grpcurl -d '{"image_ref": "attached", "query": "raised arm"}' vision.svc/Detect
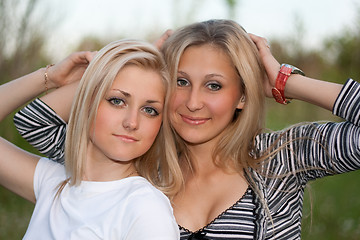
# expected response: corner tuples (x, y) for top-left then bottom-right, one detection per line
(0, 68), (49, 202)
(35, 51), (95, 121)
(249, 34), (343, 111)
(1, 52), (94, 202)
(250, 34), (360, 181)
(13, 52), (95, 162)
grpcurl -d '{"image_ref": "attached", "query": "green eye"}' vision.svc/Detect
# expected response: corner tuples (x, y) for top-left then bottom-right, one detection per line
(108, 97), (125, 106)
(207, 83), (222, 91)
(177, 78), (189, 87)
(143, 107), (159, 117)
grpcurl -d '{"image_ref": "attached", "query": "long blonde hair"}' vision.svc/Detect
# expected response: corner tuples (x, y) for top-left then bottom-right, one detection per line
(63, 39), (183, 198)
(161, 19), (266, 175)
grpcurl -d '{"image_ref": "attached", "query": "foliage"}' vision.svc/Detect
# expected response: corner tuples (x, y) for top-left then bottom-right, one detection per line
(323, 7), (360, 82)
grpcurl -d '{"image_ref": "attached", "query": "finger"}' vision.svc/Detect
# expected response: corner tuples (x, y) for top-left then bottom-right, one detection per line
(249, 33), (270, 51)
(153, 29), (173, 49)
(84, 51), (98, 63)
(75, 51), (96, 64)
(249, 33), (280, 85)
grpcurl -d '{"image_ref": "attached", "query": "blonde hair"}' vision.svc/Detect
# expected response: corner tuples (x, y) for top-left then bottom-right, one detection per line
(63, 39), (183, 198)
(161, 19), (266, 175)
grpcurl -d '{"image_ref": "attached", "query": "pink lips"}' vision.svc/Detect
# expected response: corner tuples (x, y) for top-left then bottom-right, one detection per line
(180, 114), (210, 125)
(114, 134), (138, 142)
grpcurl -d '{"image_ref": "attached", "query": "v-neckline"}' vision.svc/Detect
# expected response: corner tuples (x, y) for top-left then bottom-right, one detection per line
(178, 186), (253, 234)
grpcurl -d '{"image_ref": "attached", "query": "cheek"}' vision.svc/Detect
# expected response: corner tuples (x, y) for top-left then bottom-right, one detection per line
(169, 91), (181, 110)
(94, 110), (108, 129)
(91, 104), (116, 136)
(169, 90), (188, 116)
(146, 118), (163, 139)
(141, 118), (163, 150)
(210, 95), (239, 117)
(168, 92), (181, 123)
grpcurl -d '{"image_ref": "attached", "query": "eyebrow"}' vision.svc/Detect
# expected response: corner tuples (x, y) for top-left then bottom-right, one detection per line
(178, 71), (225, 79)
(112, 89), (162, 104)
(113, 89), (130, 97)
(206, 73), (224, 79)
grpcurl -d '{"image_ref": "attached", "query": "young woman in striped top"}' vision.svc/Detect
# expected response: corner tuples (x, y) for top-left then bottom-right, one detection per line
(14, 19), (360, 239)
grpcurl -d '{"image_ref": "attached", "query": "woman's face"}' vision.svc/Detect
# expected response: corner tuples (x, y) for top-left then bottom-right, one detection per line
(169, 44), (244, 145)
(90, 65), (165, 162)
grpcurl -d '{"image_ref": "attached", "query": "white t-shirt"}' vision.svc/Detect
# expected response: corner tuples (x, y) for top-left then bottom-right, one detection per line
(23, 158), (179, 240)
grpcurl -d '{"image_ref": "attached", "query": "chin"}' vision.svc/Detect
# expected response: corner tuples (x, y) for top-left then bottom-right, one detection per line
(106, 152), (140, 163)
(181, 135), (208, 145)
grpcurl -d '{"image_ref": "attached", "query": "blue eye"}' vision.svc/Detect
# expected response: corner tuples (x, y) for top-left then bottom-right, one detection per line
(142, 107), (159, 117)
(207, 82), (222, 91)
(177, 78), (189, 87)
(108, 97), (125, 106)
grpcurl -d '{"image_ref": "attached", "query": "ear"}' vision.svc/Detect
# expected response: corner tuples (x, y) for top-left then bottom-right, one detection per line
(236, 95), (245, 110)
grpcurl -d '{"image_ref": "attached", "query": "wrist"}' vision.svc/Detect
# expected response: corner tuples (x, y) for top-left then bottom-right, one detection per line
(271, 64), (305, 104)
(44, 64), (56, 92)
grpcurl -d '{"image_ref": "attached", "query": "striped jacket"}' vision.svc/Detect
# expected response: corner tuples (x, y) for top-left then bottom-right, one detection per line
(14, 79), (360, 239)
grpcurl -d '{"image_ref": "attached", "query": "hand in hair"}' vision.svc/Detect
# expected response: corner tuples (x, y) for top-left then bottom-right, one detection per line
(249, 33), (342, 110)
(46, 51), (97, 89)
(249, 33), (280, 98)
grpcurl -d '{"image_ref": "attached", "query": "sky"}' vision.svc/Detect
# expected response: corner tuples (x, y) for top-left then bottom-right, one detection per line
(42, 0), (360, 59)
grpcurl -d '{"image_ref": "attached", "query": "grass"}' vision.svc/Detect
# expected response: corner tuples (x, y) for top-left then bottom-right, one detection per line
(0, 188), (33, 238)
(301, 171), (360, 239)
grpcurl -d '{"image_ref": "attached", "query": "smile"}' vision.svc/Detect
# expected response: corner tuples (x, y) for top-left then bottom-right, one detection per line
(114, 134), (139, 142)
(180, 114), (210, 125)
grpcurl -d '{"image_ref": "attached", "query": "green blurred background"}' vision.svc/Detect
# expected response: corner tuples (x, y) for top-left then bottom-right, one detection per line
(1, 0), (360, 239)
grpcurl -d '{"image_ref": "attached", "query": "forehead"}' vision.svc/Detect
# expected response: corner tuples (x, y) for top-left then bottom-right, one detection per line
(111, 65), (165, 99)
(179, 44), (237, 78)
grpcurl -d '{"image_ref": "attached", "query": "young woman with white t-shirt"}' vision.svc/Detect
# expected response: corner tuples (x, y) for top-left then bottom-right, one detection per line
(0, 39), (182, 239)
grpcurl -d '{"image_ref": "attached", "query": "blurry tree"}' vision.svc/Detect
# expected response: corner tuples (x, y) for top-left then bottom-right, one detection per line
(75, 36), (107, 52)
(269, 14), (325, 77)
(265, 15), (340, 130)
(171, 0), (204, 28)
(0, 0), (51, 83)
(0, 1), (57, 238)
(224, 0), (239, 19)
(0, 0), (54, 141)
(323, 5), (360, 82)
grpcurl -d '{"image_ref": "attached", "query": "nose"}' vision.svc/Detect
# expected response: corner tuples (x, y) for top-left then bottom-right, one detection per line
(186, 88), (203, 112)
(122, 109), (139, 131)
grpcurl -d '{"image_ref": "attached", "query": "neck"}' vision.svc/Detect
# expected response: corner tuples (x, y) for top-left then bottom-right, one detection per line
(85, 158), (137, 182)
(183, 136), (240, 179)
(183, 140), (219, 177)
(84, 144), (138, 182)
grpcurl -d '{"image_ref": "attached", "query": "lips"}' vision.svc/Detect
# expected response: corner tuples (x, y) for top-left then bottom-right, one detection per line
(180, 114), (210, 125)
(113, 134), (139, 142)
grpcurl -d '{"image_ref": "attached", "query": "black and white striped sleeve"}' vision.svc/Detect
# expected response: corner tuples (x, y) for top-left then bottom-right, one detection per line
(298, 78), (360, 180)
(13, 98), (66, 164)
(333, 78), (360, 126)
(257, 79), (360, 183)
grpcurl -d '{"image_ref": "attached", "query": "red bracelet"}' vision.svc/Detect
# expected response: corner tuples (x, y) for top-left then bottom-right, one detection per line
(271, 64), (305, 105)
